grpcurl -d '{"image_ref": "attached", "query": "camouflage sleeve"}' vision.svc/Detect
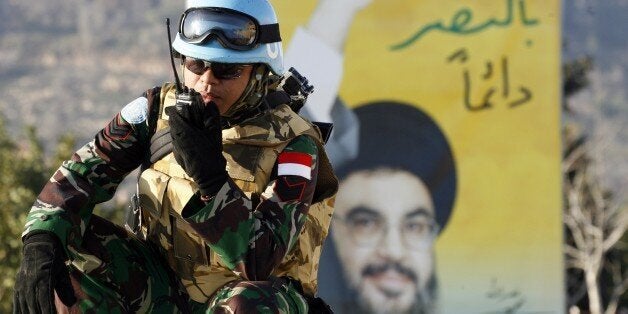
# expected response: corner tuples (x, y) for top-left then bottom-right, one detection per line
(184, 135), (319, 280)
(22, 89), (158, 251)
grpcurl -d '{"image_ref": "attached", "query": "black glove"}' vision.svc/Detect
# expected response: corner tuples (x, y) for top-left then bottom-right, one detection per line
(13, 233), (77, 314)
(165, 87), (228, 198)
(307, 296), (334, 314)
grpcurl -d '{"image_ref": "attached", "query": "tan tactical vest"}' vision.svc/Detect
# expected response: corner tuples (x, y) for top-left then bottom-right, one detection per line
(137, 84), (337, 303)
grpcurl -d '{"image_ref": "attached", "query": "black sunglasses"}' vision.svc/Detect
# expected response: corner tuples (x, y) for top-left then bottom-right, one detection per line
(183, 57), (251, 80)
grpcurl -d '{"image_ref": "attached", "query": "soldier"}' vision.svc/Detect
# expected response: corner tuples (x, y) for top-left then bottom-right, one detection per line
(13, 0), (337, 313)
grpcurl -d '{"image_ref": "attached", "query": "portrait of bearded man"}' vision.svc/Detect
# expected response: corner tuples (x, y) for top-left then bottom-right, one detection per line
(318, 102), (457, 314)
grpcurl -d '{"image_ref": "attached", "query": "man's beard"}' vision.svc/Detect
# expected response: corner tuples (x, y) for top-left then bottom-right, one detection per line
(351, 261), (438, 314)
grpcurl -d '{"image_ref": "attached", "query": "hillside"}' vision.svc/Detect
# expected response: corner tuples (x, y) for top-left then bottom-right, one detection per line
(0, 1), (180, 146)
(0, 0), (626, 199)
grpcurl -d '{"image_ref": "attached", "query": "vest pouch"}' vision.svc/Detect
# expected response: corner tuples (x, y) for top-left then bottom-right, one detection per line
(165, 176), (198, 216)
(138, 168), (171, 219)
(171, 214), (209, 268)
(165, 176), (210, 270)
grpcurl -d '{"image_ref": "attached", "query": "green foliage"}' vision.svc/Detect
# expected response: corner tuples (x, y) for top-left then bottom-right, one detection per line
(94, 203), (127, 229)
(52, 133), (76, 167)
(0, 117), (49, 311)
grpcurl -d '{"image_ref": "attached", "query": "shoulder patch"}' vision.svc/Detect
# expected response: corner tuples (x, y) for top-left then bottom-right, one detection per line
(278, 151), (312, 180)
(120, 97), (149, 124)
(278, 135), (318, 180)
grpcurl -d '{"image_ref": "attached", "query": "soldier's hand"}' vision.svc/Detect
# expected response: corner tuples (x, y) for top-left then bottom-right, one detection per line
(166, 93), (228, 198)
(173, 87), (214, 129)
(13, 233), (77, 314)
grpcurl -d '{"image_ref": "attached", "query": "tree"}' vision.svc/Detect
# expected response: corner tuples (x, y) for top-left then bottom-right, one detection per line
(563, 58), (628, 314)
(0, 118), (49, 312)
(563, 126), (628, 314)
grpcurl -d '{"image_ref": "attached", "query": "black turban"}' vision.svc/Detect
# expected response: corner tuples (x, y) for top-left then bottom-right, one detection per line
(336, 101), (457, 232)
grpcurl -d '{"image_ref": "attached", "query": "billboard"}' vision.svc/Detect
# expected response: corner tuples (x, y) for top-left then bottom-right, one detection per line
(275, 0), (564, 313)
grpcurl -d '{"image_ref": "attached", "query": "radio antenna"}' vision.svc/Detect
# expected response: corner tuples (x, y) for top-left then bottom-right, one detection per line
(166, 18), (183, 92)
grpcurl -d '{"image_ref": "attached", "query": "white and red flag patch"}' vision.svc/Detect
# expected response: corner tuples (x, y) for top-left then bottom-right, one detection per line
(278, 151), (312, 180)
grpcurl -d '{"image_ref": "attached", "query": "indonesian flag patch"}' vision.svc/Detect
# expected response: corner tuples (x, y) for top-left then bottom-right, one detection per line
(278, 151), (312, 180)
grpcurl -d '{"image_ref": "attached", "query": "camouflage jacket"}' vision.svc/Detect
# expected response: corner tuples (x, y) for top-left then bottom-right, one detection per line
(23, 84), (338, 298)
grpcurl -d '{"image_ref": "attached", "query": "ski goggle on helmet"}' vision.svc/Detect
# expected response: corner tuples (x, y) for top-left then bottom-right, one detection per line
(178, 8), (280, 51)
(172, 0), (284, 75)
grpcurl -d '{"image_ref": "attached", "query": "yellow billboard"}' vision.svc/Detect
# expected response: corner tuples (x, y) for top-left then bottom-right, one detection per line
(275, 0), (563, 312)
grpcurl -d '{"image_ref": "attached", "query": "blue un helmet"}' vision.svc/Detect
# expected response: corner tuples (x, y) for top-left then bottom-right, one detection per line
(173, 0), (284, 75)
